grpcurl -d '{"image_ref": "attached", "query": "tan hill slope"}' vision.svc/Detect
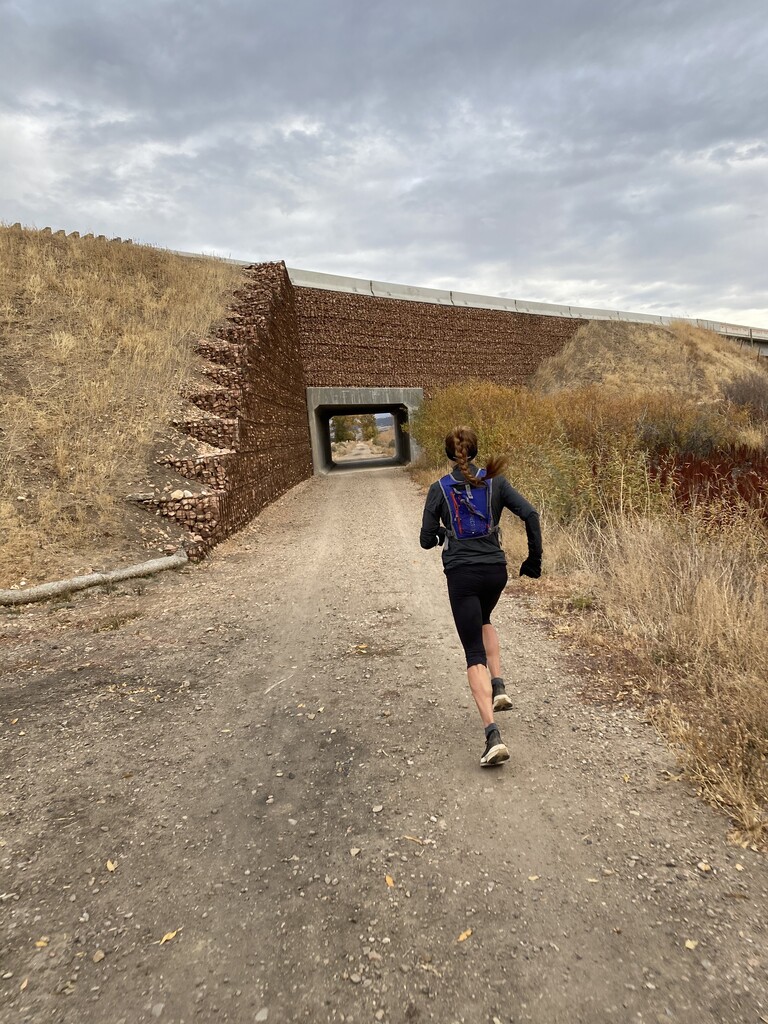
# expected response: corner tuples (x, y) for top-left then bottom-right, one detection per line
(531, 318), (766, 402)
(0, 225), (243, 587)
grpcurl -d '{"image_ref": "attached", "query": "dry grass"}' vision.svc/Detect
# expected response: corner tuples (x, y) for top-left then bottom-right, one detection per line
(411, 379), (768, 845)
(0, 225), (243, 586)
(546, 507), (768, 843)
(532, 319), (766, 402)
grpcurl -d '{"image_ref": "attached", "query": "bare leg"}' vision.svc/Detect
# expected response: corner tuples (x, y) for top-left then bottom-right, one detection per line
(467, 664), (494, 727)
(482, 624), (502, 679)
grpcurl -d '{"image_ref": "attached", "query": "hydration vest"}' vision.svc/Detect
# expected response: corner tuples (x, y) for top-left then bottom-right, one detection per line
(438, 470), (498, 541)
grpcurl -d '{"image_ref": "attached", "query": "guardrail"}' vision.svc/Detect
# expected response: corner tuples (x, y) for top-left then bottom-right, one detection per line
(164, 247), (768, 347)
(285, 267), (768, 347)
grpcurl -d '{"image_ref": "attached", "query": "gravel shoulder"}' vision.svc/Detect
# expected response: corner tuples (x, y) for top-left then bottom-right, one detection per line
(1, 467), (766, 1024)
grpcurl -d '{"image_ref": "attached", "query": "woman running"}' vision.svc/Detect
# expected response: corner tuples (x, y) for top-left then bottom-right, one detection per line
(420, 426), (542, 767)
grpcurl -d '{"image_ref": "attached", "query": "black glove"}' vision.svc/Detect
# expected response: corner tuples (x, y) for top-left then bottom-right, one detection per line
(519, 556), (541, 579)
(436, 526), (446, 547)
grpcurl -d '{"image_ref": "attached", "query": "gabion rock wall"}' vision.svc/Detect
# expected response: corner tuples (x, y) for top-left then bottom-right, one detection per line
(295, 287), (582, 394)
(145, 262), (313, 559)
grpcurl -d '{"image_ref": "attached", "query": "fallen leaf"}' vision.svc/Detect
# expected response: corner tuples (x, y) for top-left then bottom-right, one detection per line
(527, 875), (540, 882)
(684, 939), (699, 950)
(35, 937), (49, 948)
(20, 978), (28, 991)
(456, 928), (472, 943)
(153, 929), (180, 945)
(622, 774), (630, 783)
(106, 859), (117, 873)
(385, 875), (395, 888)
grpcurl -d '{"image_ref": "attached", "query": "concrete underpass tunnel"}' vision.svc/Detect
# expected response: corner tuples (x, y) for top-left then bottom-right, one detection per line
(306, 387), (423, 474)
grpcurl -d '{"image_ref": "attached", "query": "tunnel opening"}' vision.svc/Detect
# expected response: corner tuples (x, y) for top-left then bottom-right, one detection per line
(330, 411), (396, 466)
(306, 388), (423, 475)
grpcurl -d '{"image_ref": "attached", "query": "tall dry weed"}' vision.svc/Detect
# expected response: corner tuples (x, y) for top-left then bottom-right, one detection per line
(558, 507), (768, 841)
(0, 225), (243, 584)
(411, 380), (746, 524)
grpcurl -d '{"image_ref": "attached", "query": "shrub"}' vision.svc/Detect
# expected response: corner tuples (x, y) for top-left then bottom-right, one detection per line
(721, 369), (768, 423)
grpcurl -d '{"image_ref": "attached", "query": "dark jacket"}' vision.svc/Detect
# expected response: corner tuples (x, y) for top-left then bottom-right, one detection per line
(420, 463), (542, 574)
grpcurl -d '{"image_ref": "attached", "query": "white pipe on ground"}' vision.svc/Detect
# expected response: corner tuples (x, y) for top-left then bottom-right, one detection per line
(0, 548), (189, 607)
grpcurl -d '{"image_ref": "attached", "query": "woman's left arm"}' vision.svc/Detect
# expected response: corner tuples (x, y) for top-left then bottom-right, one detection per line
(498, 478), (542, 575)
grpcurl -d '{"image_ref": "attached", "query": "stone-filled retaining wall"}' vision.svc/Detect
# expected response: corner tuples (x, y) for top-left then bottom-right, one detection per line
(142, 262), (313, 559)
(295, 287), (583, 394)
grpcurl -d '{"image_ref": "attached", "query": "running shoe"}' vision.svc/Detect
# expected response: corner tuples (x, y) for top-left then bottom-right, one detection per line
(480, 728), (510, 767)
(492, 681), (513, 712)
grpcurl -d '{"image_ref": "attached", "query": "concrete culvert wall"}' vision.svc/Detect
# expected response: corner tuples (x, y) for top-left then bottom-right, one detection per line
(306, 387), (423, 474)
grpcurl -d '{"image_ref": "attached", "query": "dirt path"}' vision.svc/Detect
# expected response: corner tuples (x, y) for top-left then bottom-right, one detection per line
(334, 440), (392, 462)
(1, 468), (766, 1024)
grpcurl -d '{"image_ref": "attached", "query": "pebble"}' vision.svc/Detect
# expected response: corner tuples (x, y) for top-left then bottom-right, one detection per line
(255, 1010), (269, 1022)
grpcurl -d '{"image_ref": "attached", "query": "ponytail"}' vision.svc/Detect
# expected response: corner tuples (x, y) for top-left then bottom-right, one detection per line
(444, 426), (507, 486)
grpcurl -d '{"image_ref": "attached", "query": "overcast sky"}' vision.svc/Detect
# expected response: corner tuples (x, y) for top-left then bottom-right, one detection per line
(2, 0), (767, 326)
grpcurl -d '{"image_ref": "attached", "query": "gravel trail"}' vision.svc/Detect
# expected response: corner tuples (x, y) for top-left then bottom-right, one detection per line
(1, 467), (766, 1024)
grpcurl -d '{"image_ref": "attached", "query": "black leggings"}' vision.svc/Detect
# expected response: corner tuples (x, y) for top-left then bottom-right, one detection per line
(445, 563), (508, 668)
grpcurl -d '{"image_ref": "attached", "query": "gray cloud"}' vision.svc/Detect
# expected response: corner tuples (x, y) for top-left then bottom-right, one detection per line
(2, 0), (767, 325)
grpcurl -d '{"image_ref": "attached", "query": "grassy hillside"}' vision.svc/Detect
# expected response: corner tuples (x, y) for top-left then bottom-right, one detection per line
(0, 225), (243, 587)
(532, 318), (765, 405)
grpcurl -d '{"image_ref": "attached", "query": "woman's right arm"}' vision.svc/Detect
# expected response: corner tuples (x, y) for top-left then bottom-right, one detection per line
(420, 483), (446, 549)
